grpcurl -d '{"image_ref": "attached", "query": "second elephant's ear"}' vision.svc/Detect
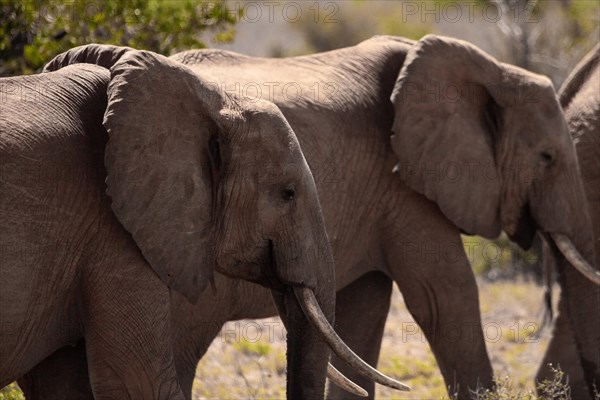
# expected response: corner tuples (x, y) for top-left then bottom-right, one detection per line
(43, 44), (133, 72)
(103, 50), (240, 302)
(390, 34), (504, 238)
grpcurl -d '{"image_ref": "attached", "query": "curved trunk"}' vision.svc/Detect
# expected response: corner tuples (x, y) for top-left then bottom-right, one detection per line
(537, 297), (591, 399)
(551, 233), (600, 397)
(274, 286), (334, 399)
(271, 225), (337, 399)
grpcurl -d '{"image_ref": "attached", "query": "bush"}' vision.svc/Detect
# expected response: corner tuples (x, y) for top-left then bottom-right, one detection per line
(472, 366), (571, 400)
(0, 0), (239, 76)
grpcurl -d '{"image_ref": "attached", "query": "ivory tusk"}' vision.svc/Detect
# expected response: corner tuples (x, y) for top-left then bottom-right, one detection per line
(294, 286), (411, 392)
(327, 364), (368, 397)
(550, 233), (600, 285)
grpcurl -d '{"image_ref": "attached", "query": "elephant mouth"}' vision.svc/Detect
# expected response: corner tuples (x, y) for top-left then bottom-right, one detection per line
(508, 202), (599, 285)
(508, 202), (536, 250)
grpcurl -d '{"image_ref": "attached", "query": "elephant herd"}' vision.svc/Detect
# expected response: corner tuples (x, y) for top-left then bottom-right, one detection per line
(0, 34), (598, 399)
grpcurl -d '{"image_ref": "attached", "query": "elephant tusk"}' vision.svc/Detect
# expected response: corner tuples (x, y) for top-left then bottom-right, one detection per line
(271, 288), (368, 396)
(327, 364), (368, 397)
(550, 233), (600, 285)
(293, 286), (411, 392)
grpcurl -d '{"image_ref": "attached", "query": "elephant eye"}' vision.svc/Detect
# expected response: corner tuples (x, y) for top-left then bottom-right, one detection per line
(281, 185), (296, 201)
(540, 150), (554, 165)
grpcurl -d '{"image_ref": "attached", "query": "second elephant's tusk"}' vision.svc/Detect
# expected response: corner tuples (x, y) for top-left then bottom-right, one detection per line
(550, 233), (600, 285)
(327, 364), (368, 397)
(294, 286), (411, 392)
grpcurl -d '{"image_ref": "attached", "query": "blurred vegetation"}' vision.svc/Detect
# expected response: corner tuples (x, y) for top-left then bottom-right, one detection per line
(460, 0), (599, 86)
(0, 384), (22, 400)
(283, 0), (598, 85)
(283, 0), (431, 55)
(463, 234), (541, 282)
(0, 0), (241, 76)
(233, 339), (272, 357)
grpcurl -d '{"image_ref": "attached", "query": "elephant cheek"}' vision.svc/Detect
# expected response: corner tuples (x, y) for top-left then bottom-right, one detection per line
(272, 236), (331, 290)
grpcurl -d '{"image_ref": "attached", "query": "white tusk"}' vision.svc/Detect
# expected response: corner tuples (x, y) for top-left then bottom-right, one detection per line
(550, 233), (600, 285)
(294, 286), (411, 392)
(327, 364), (368, 397)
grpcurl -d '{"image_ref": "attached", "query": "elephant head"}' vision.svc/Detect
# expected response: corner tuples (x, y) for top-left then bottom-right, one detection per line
(390, 35), (599, 393)
(44, 45), (408, 397)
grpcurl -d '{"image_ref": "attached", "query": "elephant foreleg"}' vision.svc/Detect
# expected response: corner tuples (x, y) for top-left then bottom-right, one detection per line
(81, 248), (184, 400)
(325, 271), (393, 400)
(383, 197), (493, 399)
(18, 341), (93, 400)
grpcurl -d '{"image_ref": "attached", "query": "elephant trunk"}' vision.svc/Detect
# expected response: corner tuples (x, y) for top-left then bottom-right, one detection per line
(270, 225), (341, 399)
(537, 171), (600, 395)
(272, 225), (409, 398)
(274, 287), (332, 399)
(547, 229), (600, 397)
(530, 153), (599, 395)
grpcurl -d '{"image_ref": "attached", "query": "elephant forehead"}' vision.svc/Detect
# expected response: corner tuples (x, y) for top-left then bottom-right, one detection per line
(234, 155), (308, 183)
(234, 109), (302, 156)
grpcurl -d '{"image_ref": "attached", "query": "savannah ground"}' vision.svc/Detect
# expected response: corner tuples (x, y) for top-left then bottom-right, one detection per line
(190, 279), (557, 400)
(0, 278), (577, 399)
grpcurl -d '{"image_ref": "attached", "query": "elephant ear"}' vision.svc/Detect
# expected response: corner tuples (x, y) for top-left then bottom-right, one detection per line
(559, 43), (600, 110)
(390, 34), (505, 238)
(44, 44), (133, 72)
(103, 50), (239, 303)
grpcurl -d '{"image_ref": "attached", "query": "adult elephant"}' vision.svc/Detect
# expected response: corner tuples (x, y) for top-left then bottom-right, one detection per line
(0, 49), (403, 398)
(537, 44), (600, 399)
(19, 35), (599, 399)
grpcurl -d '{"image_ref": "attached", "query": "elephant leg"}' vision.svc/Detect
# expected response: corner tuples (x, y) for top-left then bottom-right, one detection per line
(325, 271), (393, 399)
(537, 297), (591, 400)
(174, 320), (226, 399)
(81, 250), (184, 400)
(18, 341), (93, 400)
(383, 196), (493, 399)
(17, 315), (227, 400)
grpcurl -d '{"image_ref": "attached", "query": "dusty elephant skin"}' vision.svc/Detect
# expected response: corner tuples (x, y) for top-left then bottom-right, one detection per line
(18, 35), (598, 399)
(537, 45), (600, 400)
(0, 48), (359, 399)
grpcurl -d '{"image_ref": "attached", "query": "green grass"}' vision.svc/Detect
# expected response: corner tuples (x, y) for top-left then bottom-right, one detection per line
(233, 340), (272, 357)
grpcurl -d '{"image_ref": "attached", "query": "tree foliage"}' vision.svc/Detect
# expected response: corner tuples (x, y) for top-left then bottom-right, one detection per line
(0, 0), (240, 76)
(286, 1), (431, 55)
(435, 0), (599, 86)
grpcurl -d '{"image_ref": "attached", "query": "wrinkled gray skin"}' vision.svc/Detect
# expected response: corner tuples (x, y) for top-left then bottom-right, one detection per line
(1, 49), (339, 399)
(537, 45), (600, 400)
(19, 35), (597, 399)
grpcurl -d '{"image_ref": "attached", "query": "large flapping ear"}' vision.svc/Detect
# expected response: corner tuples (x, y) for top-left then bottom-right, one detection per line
(43, 44), (133, 72)
(559, 44), (600, 109)
(390, 34), (506, 238)
(103, 50), (241, 302)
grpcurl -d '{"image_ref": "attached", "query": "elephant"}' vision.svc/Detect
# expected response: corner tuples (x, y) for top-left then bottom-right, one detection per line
(16, 34), (599, 399)
(0, 48), (406, 399)
(536, 44), (600, 400)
